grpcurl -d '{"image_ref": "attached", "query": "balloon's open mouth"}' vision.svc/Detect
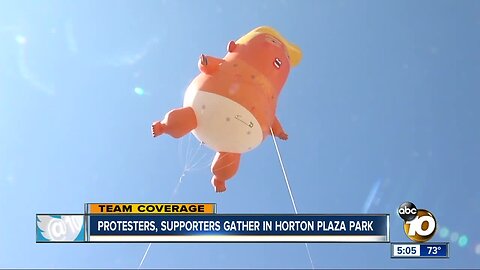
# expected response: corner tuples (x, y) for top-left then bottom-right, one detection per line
(274, 58), (282, 69)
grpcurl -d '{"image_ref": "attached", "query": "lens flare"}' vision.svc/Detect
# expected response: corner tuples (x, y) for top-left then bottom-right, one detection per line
(439, 227), (449, 238)
(134, 87), (145, 96)
(475, 244), (480, 255)
(15, 35), (27, 45)
(458, 235), (468, 247)
(450, 232), (459, 242)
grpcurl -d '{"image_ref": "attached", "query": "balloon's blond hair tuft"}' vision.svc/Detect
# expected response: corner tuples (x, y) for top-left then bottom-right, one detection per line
(235, 26), (302, 67)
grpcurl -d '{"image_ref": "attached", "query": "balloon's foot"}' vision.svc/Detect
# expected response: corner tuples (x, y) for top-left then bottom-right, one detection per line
(211, 177), (226, 193)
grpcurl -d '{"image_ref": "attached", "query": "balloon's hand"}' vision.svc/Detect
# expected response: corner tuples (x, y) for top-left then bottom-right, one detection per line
(200, 54), (208, 66)
(198, 54), (224, 75)
(227, 40), (237, 52)
(151, 121), (165, 137)
(276, 132), (289, 140)
(272, 116), (288, 140)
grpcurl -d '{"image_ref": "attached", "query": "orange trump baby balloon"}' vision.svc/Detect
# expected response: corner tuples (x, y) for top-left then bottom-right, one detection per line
(152, 26), (302, 192)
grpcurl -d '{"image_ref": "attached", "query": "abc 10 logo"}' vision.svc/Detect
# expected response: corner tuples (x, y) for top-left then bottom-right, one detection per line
(398, 202), (437, 242)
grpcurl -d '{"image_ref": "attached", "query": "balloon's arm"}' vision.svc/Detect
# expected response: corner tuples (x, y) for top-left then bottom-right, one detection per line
(198, 54), (224, 75)
(272, 116), (288, 140)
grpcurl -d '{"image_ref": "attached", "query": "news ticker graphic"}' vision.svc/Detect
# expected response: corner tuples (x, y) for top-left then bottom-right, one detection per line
(36, 203), (389, 243)
(391, 242), (449, 258)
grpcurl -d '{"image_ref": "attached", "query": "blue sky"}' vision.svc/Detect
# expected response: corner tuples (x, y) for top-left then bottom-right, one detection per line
(1, 0), (479, 268)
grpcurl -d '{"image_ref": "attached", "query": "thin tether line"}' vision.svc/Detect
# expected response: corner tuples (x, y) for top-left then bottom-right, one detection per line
(139, 140), (203, 269)
(270, 128), (315, 269)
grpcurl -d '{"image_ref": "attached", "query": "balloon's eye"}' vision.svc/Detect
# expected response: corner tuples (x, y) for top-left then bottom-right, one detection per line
(265, 36), (281, 46)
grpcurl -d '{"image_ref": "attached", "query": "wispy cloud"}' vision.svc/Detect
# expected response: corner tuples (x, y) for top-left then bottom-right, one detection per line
(107, 37), (160, 67)
(362, 179), (381, 213)
(16, 36), (55, 96)
(6, 174), (15, 184)
(0, 25), (21, 34)
(64, 20), (79, 54)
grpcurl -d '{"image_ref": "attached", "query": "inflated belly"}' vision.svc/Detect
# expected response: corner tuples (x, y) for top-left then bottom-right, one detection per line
(183, 88), (263, 153)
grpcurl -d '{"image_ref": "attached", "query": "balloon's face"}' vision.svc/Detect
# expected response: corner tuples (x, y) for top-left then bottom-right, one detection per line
(235, 33), (291, 90)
